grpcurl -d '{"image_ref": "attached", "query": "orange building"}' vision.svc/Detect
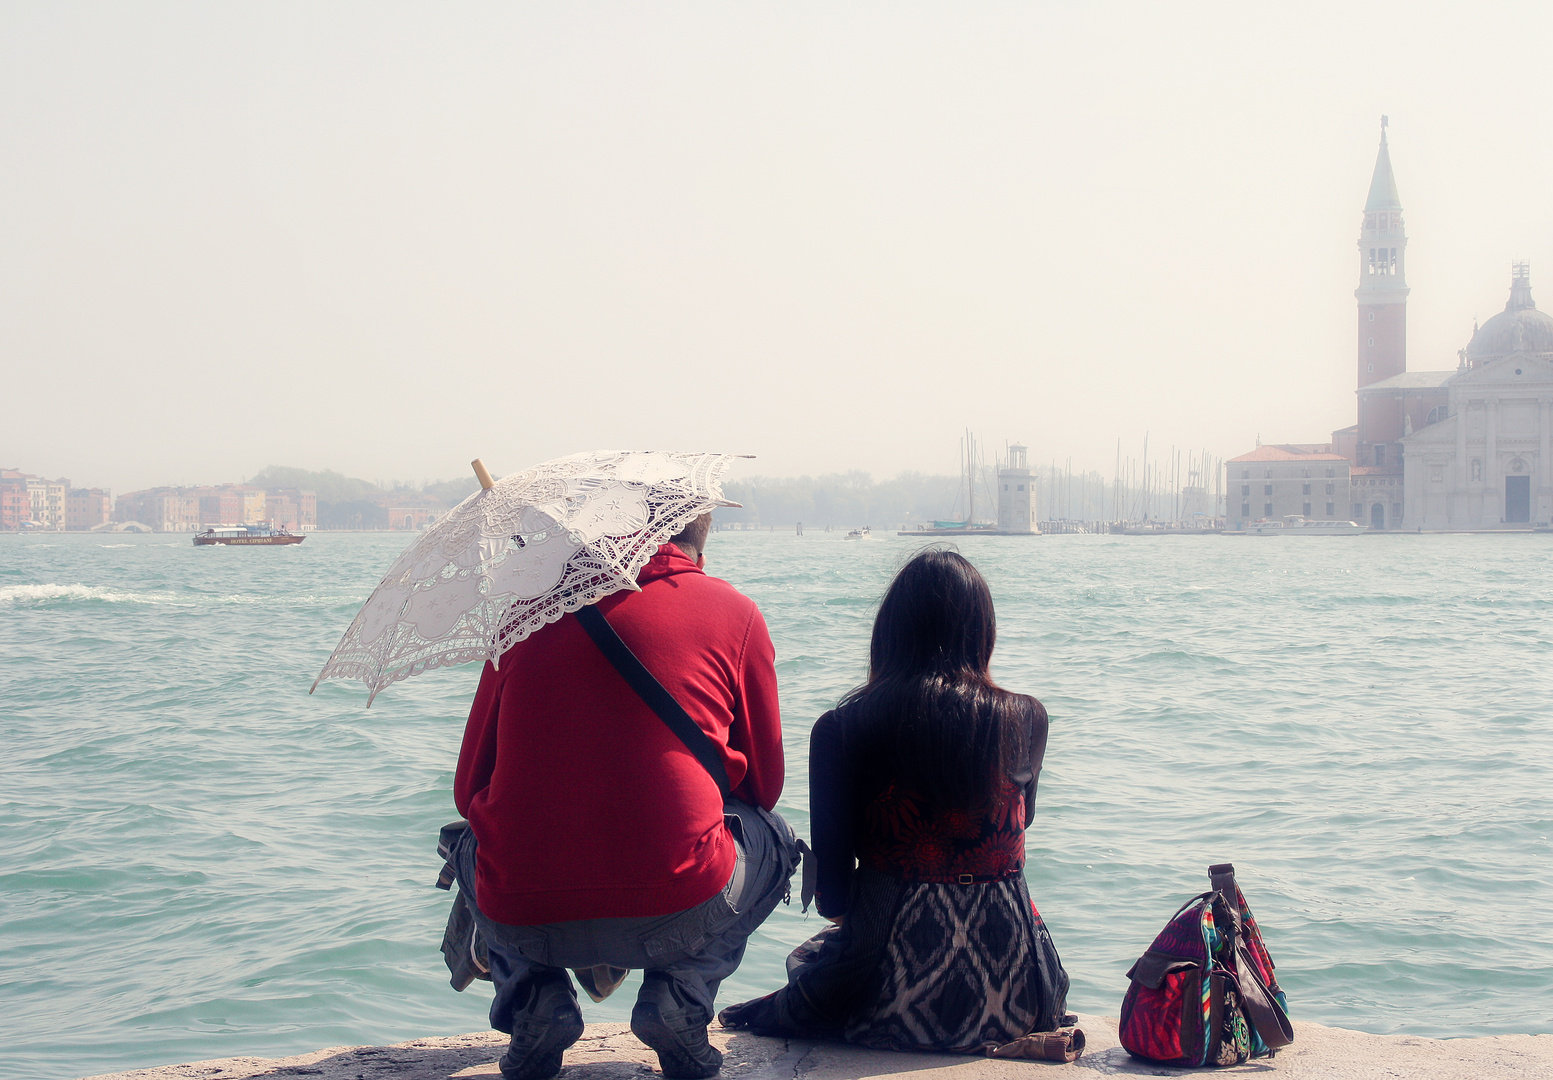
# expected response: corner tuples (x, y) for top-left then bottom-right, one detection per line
(233, 486), (267, 524)
(374, 493), (443, 530)
(1227, 446), (1352, 530)
(116, 488), (201, 531)
(0, 470), (29, 530)
(266, 487), (316, 530)
(194, 487), (241, 526)
(67, 488), (113, 530)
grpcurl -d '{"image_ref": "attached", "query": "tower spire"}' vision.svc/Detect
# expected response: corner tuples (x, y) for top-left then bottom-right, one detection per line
(1365, 115), (1402, 212)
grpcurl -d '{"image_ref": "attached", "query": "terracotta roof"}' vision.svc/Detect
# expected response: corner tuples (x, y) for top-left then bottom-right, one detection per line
(1227, 445), (1349, 463)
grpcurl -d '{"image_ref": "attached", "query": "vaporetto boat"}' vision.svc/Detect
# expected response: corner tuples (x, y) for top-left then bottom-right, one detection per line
(1247, 516), (1366, 536)
(193, 524), (306, 546)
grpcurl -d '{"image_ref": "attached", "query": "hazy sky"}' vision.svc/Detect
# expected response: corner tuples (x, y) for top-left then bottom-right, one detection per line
(5, 2), (1553, 493)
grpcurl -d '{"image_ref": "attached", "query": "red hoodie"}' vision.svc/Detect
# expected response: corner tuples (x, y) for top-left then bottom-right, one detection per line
(453, 544), (784, 925)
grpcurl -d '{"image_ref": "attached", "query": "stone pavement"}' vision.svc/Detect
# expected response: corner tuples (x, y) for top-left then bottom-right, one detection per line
(80, 1015), (1553, 1080)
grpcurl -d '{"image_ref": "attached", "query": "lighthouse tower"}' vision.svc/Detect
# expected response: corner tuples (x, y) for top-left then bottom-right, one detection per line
(997, 444), (1037, 533)
(1355, 116), (1409, 460)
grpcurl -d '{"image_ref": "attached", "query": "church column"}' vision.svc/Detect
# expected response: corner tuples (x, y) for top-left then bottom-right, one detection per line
(1455, 400), (1469, 523)
(1540, 398), (1552, 519)
(1486, 399), (1499, 522)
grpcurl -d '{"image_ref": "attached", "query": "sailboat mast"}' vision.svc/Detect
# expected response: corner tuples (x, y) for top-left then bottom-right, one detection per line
(966, 429), (974, 524)
(1141, 433), (1149, 520)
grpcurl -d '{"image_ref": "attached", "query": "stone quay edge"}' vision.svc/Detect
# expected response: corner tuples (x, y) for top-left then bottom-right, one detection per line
(79, 1014), (1553, 1080)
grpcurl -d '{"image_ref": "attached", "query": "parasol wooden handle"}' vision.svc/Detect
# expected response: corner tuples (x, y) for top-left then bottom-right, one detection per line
(472, 458), (495, 490)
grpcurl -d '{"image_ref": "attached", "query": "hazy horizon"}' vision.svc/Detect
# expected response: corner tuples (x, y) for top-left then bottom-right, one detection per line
(6, 2), (1553, 494)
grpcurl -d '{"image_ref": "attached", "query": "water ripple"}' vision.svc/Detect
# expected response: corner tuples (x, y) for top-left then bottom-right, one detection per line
(2, 531), (1551, 1079)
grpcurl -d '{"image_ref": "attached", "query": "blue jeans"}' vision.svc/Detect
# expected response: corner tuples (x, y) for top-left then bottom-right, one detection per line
(454, 799), (797, 1033)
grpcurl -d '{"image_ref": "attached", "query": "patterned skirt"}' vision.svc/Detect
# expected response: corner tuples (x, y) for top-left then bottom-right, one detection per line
(719, 866), (1069, 1054)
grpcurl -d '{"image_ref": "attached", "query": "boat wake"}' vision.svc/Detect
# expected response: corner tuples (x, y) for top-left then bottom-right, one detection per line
(0, 583), (176, 606)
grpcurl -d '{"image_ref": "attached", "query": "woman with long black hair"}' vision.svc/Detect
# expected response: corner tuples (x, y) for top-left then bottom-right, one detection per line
(719, 548), (1069, 1052)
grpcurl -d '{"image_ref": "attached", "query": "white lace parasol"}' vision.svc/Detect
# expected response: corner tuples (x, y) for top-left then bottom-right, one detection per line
(312, 449), (744, 703)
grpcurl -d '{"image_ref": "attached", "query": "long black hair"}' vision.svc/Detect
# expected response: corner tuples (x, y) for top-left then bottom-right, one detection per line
(837, 547), (1032, 808)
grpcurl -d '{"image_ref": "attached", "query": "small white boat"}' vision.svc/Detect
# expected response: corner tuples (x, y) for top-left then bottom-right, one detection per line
(843, 527), (871, 541)
(1247, 516), (1365, 536)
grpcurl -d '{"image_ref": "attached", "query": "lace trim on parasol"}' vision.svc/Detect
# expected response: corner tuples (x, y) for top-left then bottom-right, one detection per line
(312, 450), (741, 704)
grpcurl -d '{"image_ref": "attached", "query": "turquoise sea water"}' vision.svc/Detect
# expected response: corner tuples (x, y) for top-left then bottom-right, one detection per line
(3, 530), (1551, 1079)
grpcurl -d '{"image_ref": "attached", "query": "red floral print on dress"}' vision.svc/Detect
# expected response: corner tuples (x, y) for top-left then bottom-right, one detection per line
(856, 774), (1027, 883)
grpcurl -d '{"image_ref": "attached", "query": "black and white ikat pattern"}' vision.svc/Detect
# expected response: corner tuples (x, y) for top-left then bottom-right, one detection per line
(717, 866), (1067, 1054)
(846, 877), (1045, 1053)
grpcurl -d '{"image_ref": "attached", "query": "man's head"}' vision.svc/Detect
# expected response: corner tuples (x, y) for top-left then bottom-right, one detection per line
(668, 512), (713, 565)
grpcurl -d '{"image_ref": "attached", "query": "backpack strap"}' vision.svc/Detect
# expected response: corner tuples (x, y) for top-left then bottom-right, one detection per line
(1233, 943), (1295, 1049)
(1208, 863), (1293, 1050)
(574, 602), (732, 800)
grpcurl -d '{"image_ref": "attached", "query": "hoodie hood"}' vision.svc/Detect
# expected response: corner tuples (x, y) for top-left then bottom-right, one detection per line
(635, 542), (703, 587)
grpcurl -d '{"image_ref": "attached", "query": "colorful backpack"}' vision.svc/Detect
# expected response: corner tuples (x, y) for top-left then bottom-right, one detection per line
(1118, 863), (1294, 1067)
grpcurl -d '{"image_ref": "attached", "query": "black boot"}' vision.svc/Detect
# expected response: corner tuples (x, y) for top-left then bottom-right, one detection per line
(500, 973), (584, 1080)
(631, 974), (723, 1079)
(714, 994), (774, 1032)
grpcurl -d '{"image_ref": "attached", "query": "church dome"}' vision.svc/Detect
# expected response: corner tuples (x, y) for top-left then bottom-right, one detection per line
(1465, 264), (1553, 363)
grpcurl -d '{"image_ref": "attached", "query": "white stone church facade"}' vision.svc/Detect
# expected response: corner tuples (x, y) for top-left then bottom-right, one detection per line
(1400, 268), (1553, 527)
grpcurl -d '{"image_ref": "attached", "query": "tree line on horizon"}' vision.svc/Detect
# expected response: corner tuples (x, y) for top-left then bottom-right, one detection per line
(245, 465), (479, 530)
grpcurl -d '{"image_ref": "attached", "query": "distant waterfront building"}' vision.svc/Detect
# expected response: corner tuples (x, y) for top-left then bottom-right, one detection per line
(374, 492), (444, 530)
(66, 488), (113, 531)
(1180, 483), (1212, 519)
(1226, 445), (1351, 529)
(114, 482), (317, 531)
(996, 444), (1037, 533)
(0, 470), (30, 530)
(193, 487), (240, 526)
(116, 488), (201, 532)
(233, 486), (267, 525)
(26, 476), (68, 530)
(265, 492), (298, 531)
(1400, 265), (1553, 527)
(0, 470), (91, 530)
(268, 487), (317, 530)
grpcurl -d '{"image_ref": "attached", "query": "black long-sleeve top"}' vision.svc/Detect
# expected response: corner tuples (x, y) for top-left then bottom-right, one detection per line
(808, 699), (1048, 918)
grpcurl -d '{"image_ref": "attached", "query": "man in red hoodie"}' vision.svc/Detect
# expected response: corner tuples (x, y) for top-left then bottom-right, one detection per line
(451, 513), (795, 1080)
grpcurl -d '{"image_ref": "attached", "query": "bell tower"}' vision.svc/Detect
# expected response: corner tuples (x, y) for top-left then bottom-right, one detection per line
(1355, 116), (1409, 452)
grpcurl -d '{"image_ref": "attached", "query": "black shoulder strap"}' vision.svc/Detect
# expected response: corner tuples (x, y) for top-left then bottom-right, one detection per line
(574, 603), (731, 799)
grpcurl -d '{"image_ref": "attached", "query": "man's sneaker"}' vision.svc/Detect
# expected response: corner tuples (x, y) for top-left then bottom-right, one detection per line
(631, 989), (723, 1079)
(500, 975), (584, 1080)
